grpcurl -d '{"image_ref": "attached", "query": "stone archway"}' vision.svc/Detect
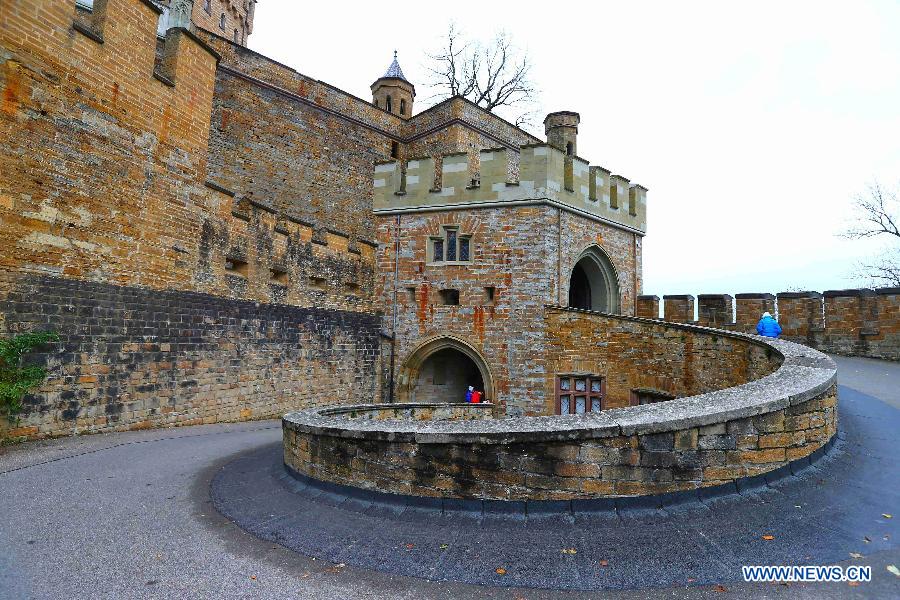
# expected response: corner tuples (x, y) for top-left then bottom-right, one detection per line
(567, 245), (620, 313)
(396, 336), (494, 404)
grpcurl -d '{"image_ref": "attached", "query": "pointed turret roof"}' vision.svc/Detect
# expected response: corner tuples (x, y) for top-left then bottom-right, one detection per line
(381, 50), (408, 82)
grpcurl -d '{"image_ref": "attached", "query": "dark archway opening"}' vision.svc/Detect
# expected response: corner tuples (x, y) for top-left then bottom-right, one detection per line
(568, 263), (592, 310)
(566, 248), (620, 313)
(414, 347), (484, 403)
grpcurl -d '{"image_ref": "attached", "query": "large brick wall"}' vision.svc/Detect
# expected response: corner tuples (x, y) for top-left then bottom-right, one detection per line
(0, 0), (383, 439)
(1, 273), (379, 438)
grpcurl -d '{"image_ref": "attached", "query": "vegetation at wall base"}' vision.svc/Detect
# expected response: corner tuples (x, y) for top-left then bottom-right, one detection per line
(0, 332), (59, 424)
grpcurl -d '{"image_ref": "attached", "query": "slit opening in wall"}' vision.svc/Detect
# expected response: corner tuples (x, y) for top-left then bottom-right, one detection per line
(310, 276), (327, 291)
(439, 289), (460, 306)
(270, 268), (288, 286)
(390, 141), (399, 159)
(225, 257), (249, 278)
(484, 286), (495, 305)
(406, 286), (417, 302)
(345, 281), (360, 296)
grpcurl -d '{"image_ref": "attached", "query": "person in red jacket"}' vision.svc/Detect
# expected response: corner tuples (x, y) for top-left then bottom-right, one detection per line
(471, 389), (482, 403)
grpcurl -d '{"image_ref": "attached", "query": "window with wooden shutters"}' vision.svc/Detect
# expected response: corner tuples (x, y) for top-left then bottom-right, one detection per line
(556, 375), (605, 414)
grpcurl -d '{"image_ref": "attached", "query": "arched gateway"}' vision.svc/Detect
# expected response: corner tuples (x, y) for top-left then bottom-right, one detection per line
(397, 336), (494, 404)
(568, 245), (621, 313)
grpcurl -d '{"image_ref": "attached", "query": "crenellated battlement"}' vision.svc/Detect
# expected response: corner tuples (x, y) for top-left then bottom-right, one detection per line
(373, 144), (647, 235)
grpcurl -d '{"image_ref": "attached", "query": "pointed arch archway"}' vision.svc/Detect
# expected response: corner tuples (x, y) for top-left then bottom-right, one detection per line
(567, 245), (621, 313)
(396, 335), (495, 404)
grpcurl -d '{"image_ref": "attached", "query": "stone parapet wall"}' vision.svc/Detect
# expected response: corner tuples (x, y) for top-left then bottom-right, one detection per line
(644, 289), (900, 361)
(374, 144), (647, 235)
(283, 324), (837, 500)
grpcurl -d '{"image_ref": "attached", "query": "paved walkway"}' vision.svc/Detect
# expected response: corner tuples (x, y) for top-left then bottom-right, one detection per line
(0, 356), (898, 599)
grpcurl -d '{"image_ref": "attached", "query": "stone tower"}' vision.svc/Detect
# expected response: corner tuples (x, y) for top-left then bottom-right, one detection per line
(544, 111), (580, 156)
(371, 51), (415, 118)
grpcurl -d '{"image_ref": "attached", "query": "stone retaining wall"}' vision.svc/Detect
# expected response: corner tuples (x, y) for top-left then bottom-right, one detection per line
(283, 324), (837, 500)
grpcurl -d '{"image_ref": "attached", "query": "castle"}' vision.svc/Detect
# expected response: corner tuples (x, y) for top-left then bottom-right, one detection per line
(1, 1), (891, 444)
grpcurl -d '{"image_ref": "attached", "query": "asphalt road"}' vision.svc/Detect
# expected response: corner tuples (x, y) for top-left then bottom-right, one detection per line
(1, 355), (898, 599)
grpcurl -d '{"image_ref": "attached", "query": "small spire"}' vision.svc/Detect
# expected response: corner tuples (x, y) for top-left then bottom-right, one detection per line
(381, 51), (409, 82)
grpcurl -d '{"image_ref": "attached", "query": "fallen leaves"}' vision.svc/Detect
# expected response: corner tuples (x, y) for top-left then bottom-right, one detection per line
(599, 560), (609, 567)
(404, 543), (415, 551)
(561, 548), (577, 555)
(439, 544), (449, 550)
(883, 513), (893, 519)
(864, 536), (872, 543)
(324, 563), (346, 574)
(848, 581), (860, 587)
(849, 552), (863, 559)
(762, 535), (775, 541)
(249, 575), (257, 581)
(713, 584), (728, 592)
(887, 565), (900, 578)
(495, 567), (507, 575)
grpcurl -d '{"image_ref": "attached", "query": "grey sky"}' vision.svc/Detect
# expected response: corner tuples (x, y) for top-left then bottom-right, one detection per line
(249, 1), (900, 295)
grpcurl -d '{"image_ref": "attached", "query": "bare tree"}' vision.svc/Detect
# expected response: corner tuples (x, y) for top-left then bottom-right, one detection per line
(844, 182), (900, 287)
(426, 24), (539, 129)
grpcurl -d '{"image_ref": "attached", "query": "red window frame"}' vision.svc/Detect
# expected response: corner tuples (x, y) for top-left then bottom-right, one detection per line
(556, 375), (605, 414)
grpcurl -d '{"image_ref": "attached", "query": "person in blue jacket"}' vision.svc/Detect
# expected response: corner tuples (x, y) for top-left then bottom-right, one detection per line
(756, 311), (782, 338)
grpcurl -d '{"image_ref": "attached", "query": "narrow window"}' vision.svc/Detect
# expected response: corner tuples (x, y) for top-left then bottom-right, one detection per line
(225, 257), (248, 277)
(390, 141), (399, 159)
(566, 141), (574, 156)
(374, 98), (379, 108)
(439, 289), (460, 306)
(234, 29), (239, 43)
(458, 236), (470, 261)
(483, 286), (495, 305)
(204, 0), (211, 13)
(220, 13), (226, 30)
(406, 286), (417, 302)
(400, 99), (407, 115)
(386, 96), (392, 113)
(557, 375), (604, 414)
(270, 268), (288, 285)
(432, 238), (444, 262)
(445, 229), (457, 261)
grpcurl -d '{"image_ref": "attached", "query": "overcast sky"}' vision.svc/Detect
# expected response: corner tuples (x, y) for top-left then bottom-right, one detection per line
(249, 1), (900, 295)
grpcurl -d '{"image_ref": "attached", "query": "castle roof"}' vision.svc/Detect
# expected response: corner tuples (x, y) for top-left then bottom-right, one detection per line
(380, 51), (409, 82)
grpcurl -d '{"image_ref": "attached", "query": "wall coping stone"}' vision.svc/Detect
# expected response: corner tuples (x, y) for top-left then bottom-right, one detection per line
(777, 291), (824, 299)
(662, 294), (695, 300)
(875, 287), (900, 296)
(823, 289), (876, 298)
(735, 293), (776, 300)
(284, 309), (836, 443)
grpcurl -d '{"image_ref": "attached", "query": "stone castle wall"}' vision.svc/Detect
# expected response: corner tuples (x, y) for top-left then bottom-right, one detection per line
(638, 289), (900, 361)
(0, 0), (382, 439)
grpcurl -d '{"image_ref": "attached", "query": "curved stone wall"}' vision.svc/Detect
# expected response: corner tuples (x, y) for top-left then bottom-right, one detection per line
(283, 324), (837, 500)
